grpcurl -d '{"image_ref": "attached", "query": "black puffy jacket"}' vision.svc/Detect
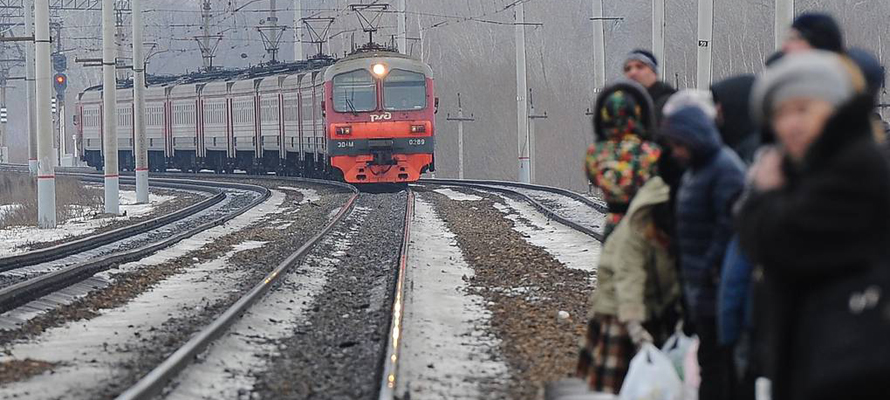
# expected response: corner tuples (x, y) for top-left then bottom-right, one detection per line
(660, 106), (746, 321)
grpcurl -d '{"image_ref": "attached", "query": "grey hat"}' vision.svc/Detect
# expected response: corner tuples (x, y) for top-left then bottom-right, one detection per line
(750, 51), (855, 127)
(625, 49), (659, 75)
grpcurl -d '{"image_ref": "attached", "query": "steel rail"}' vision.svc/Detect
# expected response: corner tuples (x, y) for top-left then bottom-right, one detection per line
(0, 180), (272, 314)
(377, 189), (414, 400)
(114, 182), (361, 400)
(419, 178), (604, 242)
(0, 175), (225, 271)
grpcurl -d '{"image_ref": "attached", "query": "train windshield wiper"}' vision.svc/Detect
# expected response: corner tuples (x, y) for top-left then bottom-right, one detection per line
(344, 91), (358, 116)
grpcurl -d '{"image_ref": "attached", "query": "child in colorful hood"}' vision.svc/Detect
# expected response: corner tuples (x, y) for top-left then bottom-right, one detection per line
(585, 79), (662, 239)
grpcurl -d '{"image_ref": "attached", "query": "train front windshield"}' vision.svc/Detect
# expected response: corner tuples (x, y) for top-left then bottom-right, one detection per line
(384, 69), (427, 111)
(333, 69), (377, 113)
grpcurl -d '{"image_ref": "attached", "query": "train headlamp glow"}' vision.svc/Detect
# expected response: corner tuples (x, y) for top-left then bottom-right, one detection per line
(372, 63), (387, 77)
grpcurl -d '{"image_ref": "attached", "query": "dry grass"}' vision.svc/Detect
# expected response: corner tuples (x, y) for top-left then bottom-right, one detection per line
(0, 172), (103, 228)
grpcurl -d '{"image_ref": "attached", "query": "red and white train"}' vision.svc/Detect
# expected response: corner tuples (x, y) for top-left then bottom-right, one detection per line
(76, 48), (436, 184)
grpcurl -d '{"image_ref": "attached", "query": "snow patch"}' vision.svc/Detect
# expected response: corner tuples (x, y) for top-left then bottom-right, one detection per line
(434, 188), (483, 202)
(492, 196), (600, 274)
(277, 186), (321, 204)
(396, 196), (509, 398)
(0, 190), (176, 256)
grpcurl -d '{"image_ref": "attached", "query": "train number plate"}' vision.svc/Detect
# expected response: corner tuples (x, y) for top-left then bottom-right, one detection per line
(336, 141), (355, 148)
(408, 139), (426, 146)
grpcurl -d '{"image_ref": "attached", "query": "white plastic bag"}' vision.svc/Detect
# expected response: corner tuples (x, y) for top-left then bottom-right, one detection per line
(619, 343), (683, 400)
(661, 332), (694, 380)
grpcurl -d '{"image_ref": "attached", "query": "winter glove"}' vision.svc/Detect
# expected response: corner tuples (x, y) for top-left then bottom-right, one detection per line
(626, 320), (653, 347)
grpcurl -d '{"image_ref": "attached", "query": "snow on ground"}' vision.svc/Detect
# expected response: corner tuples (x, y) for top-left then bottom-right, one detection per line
(0, 192), (292, 399)
(0, 190), (176, 256)
(433, 188), (483, 202)
(0, 248), (253, 399)
(163, 225), (357, 399)
(276, 186), (321, 204)
(0, 190), (289, 330)
(491, 193), (600, 275)
(396, 197), (509, 399)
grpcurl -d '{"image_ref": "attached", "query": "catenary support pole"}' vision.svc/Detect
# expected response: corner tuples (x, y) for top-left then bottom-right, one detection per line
(35, 0), (55, 227)
(696, 0), (714, 89)
(0, 82), (7, 163)
(515, 2), (530, 183)
(446, 93), (474, 180)
(591, 0), (606, 91)
(294, 0), (303, 60)
(25, 0), (37, 175)
(132, 0), (148, 203)
(397, 0), (407, 54)
(652, 0), (665, 75)
(528, 88), (547, 184)
(103, 0), (119, 214)
(775, 0), (794, 50)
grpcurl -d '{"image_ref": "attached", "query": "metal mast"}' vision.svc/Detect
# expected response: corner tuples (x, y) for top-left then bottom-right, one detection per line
(195, 0), (221, 70)
(258, 0), (286, 63)
(514, 2), (530, 183)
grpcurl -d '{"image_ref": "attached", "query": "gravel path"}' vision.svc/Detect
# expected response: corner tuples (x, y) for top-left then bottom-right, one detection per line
(253, 191), (407, 400)
(0, 181), (351, 399)
(422, 187), (596, 399)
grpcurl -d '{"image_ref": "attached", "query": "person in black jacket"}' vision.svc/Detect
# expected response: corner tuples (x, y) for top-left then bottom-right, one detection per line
(659, 103), (746, 400)
(711, 75), (758, 163)
(623, 49), (676, 124)
(742, 50), (890, 400)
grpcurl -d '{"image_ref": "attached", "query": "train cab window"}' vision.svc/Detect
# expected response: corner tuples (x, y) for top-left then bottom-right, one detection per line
(333, 69), (377, 113)
(383, 69), (427, 111)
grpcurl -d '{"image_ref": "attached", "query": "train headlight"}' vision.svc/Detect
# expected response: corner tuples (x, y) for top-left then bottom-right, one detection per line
(372, 63), (388, 77)
(336, 126), (352, 135)
(410, 125), (426, 134)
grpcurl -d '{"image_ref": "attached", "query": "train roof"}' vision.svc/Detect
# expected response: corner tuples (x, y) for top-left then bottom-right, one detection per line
(323, 50), (433, 81)
(79, 57), (336, 98)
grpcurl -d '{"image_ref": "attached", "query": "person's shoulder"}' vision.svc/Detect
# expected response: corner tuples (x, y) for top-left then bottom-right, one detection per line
(649, 81), (677, 97)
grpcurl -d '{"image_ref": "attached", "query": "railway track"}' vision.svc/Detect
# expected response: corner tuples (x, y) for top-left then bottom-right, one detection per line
(0, 176), (271, 315)
(418, 178), (606, 242)
(112, 186), (416, 400)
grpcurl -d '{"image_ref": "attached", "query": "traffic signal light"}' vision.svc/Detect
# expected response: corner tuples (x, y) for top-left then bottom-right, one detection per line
(53, 73), (67, 95)
(52, 53), (67, 73)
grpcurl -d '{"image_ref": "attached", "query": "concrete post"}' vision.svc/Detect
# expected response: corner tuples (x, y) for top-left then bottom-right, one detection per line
(103, 0), (119, 214)
(591, 0), (606, 91)
(652, 0), (666, 74)
(696, 0), (714, 88)
(25, 0), (37, 175)
(515, 2), (530, 183)
(35, 0), (55, 227)
(775, 0), (794, 50)
(294, 0), (303, 61)
(133, 0), (148, 203)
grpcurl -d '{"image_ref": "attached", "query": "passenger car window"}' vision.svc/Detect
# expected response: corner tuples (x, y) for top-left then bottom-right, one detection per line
(383, 69), (427, 111)
(332, 69), (377, 113)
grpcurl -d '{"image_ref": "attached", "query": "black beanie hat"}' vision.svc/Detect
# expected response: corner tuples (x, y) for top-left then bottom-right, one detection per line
(847, 47), (884, 100)
(791, 12), (844, 53)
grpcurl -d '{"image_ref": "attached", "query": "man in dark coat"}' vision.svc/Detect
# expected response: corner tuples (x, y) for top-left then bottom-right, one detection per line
(623, 49), (676, 124)
(783, 12), (844, 54)
(659, 104), (745, 400)
(742, 51), (890, 400)
(711, 75), (758, 163)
